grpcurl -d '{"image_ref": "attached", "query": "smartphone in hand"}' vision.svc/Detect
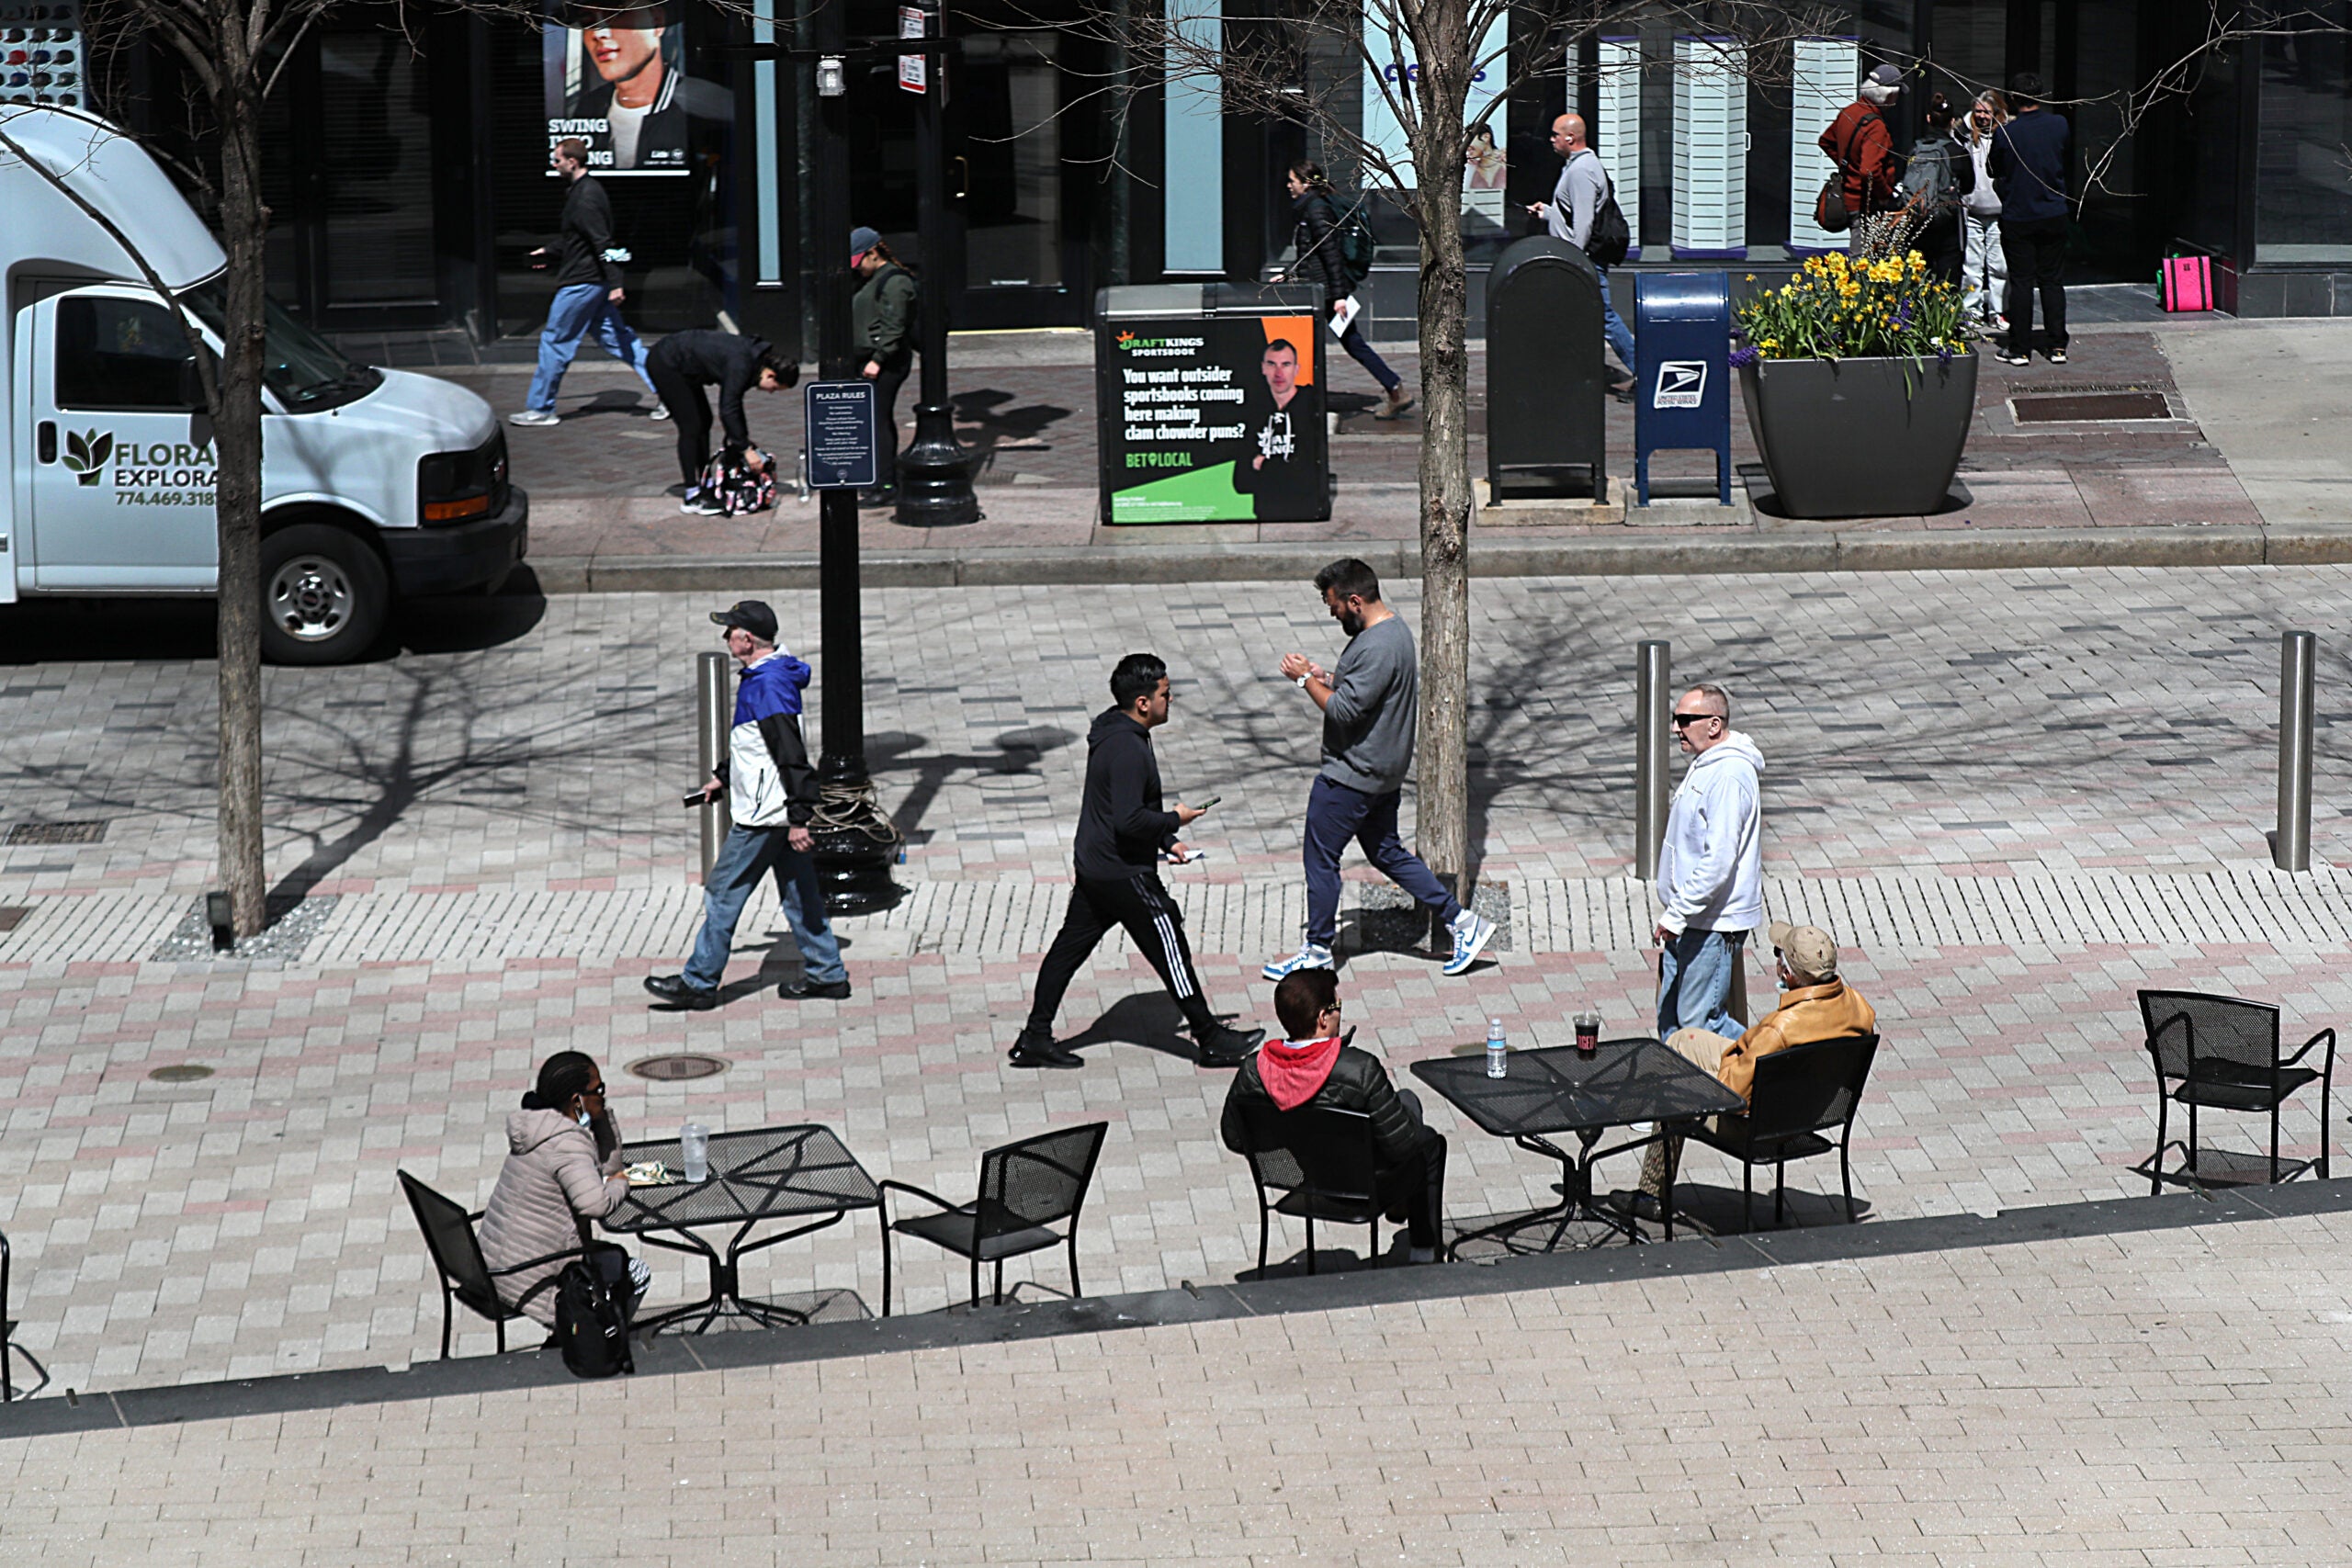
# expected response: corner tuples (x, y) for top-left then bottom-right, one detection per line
(682, 792), (714, 809)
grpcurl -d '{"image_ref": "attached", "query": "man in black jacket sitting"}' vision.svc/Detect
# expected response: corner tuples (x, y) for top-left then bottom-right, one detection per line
(1009, 653), (1261, 1070)
(1220, 968), (1448, 1263)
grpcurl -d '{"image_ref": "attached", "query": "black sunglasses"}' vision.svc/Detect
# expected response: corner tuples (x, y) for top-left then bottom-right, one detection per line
(1671, 712), (1718, 728)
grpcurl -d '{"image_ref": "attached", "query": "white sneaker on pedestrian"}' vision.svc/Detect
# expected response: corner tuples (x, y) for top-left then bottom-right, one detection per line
(1443, 909), (1496, 976)
(508, 408), (560, 427)
(1262, 942), (1334, 982)
(677, 488), (723, 515)
(650, 403), (672, 422)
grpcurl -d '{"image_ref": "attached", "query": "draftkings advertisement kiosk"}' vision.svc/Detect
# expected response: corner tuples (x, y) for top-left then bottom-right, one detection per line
(1094, 284), (1331, 525)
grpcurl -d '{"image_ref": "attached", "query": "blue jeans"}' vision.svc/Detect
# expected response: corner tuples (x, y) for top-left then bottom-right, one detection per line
(1303, 776), (1461, 948)
(1338, 321), (1400, 392)
(1597, 268), (1636, 377)
(683, 822), (845, 990)
(1657, 926), (1746, 1040)
(526, 282), (657, 412)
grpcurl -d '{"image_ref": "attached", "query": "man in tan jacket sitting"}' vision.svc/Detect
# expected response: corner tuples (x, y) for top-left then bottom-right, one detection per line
(1634, 920), (1876, 1208)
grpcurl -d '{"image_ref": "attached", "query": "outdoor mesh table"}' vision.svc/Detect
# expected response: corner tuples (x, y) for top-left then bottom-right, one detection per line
(604, 1124), (880, 1333)
(1412, 1038), (1745, 1256)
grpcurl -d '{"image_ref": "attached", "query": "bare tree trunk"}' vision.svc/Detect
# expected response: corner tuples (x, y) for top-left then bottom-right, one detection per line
(1407, 5), (1473, 907)
(212, 58), (269, 938)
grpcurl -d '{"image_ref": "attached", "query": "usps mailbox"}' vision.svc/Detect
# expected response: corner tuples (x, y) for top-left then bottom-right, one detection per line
(1633, 273), (1732, 505)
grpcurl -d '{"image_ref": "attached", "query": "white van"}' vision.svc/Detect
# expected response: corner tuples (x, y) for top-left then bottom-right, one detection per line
(2, 108), (526, 663)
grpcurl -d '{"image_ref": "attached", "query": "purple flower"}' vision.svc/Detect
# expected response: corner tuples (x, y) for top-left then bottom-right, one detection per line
(1935, 343), (1954, 366)
(1730, 344), (1761, 369)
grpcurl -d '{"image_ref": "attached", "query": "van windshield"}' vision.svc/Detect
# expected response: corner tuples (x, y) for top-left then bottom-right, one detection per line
(178, 282), (383, 412)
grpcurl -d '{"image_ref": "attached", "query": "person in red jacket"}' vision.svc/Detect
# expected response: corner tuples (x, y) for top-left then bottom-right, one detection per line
(1821, 63), (1905, 247)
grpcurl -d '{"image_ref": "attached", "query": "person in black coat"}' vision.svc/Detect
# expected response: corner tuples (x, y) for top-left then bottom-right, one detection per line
(1278, 162), (1412, 422)
(1008, 653), (1262, 1070)
(1219, 967), (1449, 1262)
(642, 329), (794, 511)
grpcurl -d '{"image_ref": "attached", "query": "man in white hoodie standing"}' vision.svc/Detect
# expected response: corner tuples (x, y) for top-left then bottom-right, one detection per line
(1653, 682), (1764, 1040)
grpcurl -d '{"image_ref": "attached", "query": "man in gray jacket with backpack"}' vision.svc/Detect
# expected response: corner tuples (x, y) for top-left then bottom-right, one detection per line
(1530, 113), (1635, 389)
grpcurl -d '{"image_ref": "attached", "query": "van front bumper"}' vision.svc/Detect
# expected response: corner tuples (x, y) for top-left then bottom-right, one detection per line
(382, 487), (530, 596)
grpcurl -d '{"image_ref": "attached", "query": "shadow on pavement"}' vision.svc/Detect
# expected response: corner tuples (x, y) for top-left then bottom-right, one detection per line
(0, 572), (547, 665)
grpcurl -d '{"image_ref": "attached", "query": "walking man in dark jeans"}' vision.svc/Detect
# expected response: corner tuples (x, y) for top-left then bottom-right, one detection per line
(1264, 558), (1497, 982)
(1009, 653), (1262, 1070)
(644, 600), (850, 1010)
(1990, 73), (2071, 367)
(512, 137), (661, 427)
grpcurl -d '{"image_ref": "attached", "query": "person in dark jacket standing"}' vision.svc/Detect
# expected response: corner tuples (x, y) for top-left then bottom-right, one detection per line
(1278, 163), (1411, 422)
(850, 227), (919, 507)
(644, 600), (849, 1009)
(1990, 73), (2071, 367)
(1903, 94), (1969, 286)
(513, 138), (662, 428)
(1008, 653), (1262, 1070)
(1220, 969), (1448, 1263)
(643, 329), (792, 513)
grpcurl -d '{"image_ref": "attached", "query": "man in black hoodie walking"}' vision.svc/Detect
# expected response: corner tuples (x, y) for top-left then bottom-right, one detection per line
(1010, 653), (1262, 1069)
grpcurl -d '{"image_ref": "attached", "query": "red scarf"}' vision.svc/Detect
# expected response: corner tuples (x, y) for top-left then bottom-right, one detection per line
(1258, 1035), (1343, 1111)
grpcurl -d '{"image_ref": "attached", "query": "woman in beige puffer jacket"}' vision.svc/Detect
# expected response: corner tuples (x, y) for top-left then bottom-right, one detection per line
(477, 1051), (632, 1325)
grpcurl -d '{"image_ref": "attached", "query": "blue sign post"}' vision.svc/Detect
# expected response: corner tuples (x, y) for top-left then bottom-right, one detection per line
(1632, 274), (1732, 506)
(804, 380), (878, 491)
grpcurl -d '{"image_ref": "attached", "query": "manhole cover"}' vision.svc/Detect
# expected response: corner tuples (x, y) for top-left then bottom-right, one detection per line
(2012, 391), (2172, 423)
(147, 1064), (215, 1083)
(7, 821), (107, 846)
(626, 1054), (728, 1081)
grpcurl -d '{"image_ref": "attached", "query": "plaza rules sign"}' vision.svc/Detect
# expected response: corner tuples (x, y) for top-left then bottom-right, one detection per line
(1096, 314), (1328, 524)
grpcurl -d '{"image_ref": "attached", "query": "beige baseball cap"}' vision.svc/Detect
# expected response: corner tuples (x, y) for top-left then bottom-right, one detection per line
(1767, 920), (1839, 980)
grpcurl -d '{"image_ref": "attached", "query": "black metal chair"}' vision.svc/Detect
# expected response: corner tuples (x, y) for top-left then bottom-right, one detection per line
(399, 1171), (593, 1358)
(2139, 990), (2335, 1192)
(879, 1122), (1110, 1316)
(1229, 1101), (1386, 1275)
(1, 1228), (47, 1402)
(1684, 1033), (1879, 1231)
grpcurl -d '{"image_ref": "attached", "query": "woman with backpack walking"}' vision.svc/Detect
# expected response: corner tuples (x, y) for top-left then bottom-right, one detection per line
(1280, 163), (1412, 422)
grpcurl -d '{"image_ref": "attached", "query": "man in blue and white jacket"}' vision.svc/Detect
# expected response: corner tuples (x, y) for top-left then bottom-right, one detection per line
(1653, 682), (1764, 1040)
(645, 600), (849, 1010)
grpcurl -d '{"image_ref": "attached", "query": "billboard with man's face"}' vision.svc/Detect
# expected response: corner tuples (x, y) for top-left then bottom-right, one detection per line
(545, 2), (689, 175)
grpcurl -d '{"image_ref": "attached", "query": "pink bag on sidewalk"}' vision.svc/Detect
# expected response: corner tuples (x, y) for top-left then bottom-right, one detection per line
(2162, 254), (2212, 313)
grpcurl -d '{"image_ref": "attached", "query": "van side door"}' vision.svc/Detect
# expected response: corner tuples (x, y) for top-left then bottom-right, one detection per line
(26, 286), (218, 590)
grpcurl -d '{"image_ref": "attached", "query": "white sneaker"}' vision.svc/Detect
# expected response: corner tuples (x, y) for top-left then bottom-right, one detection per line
(1262, 942), (1334, 982)
(508, 408), (560, 427)
(1442, 909), (1496, 976)
(650, 403), (672, 422)
(677, 489), (723, 516)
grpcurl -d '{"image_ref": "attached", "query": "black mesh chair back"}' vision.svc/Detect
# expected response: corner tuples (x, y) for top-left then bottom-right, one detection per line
(880, 1122), (1112, 1315)
(1688, 1034), (1878, 1231)
(1230, 1100), (1382, 1275)
(975, 1122), (1110, 1242)
(400, 1171), (505, 1323)
(1747, 1034), (1879, 1147)
(2136, 989), (2335, 1190)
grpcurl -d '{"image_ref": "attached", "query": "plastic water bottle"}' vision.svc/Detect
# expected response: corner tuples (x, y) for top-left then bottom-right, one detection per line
(1485, 1018), (1508, 1079)
(680, 1122), (709, 1183)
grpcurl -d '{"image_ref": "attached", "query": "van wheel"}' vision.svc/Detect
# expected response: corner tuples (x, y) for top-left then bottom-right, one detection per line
(259, 525), (388, 665)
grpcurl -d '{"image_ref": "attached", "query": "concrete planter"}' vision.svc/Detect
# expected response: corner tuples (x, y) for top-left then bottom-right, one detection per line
(1738, 352), (1978, 519)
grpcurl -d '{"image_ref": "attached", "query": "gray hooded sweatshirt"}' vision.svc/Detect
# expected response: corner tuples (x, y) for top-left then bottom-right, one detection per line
(476, 1106), (628, 1325)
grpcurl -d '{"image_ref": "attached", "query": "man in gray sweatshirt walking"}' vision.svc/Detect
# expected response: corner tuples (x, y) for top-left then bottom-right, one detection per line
(1268, 558), (1498, 980)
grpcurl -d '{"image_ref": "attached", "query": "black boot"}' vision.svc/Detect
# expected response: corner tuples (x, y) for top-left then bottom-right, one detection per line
(1008, 1028), (1084, 1069)
(1191, 1021), (1261, 1068)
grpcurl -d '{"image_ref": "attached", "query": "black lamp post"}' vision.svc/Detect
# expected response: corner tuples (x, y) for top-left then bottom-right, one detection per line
(891, 0), (979, 528)
(807, 10), (903, 913)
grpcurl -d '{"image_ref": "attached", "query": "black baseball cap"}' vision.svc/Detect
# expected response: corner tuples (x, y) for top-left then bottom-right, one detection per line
(710, 600), (778, 642)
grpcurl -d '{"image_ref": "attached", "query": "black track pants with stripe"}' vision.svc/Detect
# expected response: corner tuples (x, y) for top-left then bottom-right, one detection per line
(1024, 872), (1217, 1038)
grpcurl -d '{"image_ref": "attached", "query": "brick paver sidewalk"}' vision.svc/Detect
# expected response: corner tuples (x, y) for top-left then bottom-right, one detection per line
(5, 567), (2352, 1396)
(6, 1204), (2350, 1564)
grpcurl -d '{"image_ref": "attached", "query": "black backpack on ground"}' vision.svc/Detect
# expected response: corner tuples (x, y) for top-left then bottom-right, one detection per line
(554, 1242), (635, 1379)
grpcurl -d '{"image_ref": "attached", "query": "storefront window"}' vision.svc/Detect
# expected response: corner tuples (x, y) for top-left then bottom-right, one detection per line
(2256, 14), (2352, 261)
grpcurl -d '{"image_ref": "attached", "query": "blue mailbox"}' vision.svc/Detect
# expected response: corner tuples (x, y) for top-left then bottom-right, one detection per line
(1633, 273), (1732, 506)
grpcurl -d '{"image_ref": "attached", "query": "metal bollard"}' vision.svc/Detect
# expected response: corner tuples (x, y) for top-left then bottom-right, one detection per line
(2277, 631), (2316, 873)
(695, 651), (734, 880)
(1634, 639), (1672, 880)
